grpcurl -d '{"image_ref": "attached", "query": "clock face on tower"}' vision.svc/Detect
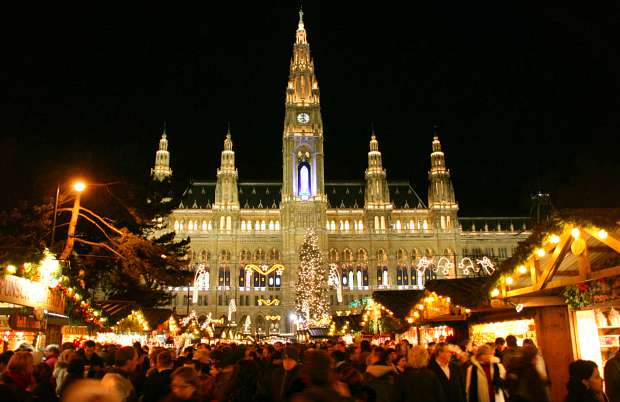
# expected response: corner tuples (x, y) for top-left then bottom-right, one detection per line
(296, 112), (310, 124)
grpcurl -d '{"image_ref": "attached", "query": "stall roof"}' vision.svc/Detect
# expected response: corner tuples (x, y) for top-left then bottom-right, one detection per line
(372, 290), (425, 319)
(142, 308), (176, 329)
(424, 277), (490, 307)
(100, 301), (175, 329)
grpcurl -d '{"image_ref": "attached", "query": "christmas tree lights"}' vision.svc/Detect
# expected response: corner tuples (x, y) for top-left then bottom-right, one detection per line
(295, 229), (330, 328)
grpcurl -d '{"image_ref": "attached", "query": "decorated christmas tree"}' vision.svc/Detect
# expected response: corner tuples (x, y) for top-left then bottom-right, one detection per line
(295, 229), (330, 328)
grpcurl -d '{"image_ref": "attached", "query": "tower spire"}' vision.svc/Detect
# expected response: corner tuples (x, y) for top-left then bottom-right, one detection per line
(215, 128), (238, 206)
(365, 130), (389, 205)
(428, 127), (458, 230)
(151, 125), (172, 181)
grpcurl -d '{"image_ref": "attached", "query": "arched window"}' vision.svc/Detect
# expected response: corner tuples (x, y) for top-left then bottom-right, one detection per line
(358, 220), (364, 232)
(254, 248), (265, 262)
(330, 220), (336, 231)
(226, 216), (232, 230)
(356, 248), (368, 263)
(241, 220), (246, 231)
(344, 220), (350, 232)
(202, 220), (207, 231)
(423, 220), (429, 231)
(298, 160), (312, 198)
(269, 248), (280, 262)
(179, 220), (185, 231)
(374, 216), (380, 231)
(261, 220), (266, 231)
(343, 249), (353, 263)
(397, 264), (409, 285)
(275, 221), (280, 231)
(269, 220), (274, 231)
(441, 215), (446, 229)
(174, 220), (179, 231)
(395, 220), (401, 231)
(220, 216), (225, 230)
(329, 249), (339, 263)
(380, 216), (386, 230)
(207, 221), (212, 231)
(218, 250), (231, 287)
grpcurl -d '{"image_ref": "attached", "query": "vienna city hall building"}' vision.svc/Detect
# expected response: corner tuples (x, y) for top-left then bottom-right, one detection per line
(152, 13), (531, 333)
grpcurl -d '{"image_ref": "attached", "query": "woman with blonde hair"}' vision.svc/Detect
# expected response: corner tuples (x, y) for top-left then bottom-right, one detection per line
(394, 345), (444, 402)
(465, 344), (506, 402)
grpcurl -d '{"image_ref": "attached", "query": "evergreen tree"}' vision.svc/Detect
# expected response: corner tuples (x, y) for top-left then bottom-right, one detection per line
(295, 229), (330, 328)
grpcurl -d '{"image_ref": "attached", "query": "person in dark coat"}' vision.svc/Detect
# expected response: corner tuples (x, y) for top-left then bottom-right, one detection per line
(504, 346), (549, 402)
(394, 345), (444, 402)
(258, 346), (306, 402)
(605, 350), (620, 402)
(292, 349), (350, 402)
(427, 343), (466, 402)
(143, 350), (175, 402)
(363, 348), (396, 402)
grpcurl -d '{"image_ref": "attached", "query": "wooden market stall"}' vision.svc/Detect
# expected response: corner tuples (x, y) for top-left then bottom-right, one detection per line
(486, 209), (620, 402)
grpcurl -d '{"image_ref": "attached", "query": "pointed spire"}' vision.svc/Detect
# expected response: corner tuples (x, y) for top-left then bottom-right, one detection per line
(152, 125), (172, 181)
(369, 127), (379, 152)
(224, 124), (233, 151)
(432, 125), (443, 152)
(295, 6), (308, 45)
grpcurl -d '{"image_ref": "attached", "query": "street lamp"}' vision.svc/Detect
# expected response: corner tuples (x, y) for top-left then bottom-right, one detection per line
(58, 181), (87, 261)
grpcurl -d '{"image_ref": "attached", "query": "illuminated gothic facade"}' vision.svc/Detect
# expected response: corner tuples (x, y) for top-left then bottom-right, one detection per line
(153, 12), (530, 333)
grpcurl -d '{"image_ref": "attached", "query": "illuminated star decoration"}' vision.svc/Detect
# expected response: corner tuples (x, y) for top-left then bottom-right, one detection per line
(416, 257), (434, 274)
(476, 256), (496, 275)
(458, 257), (475, 275)
(436, 257), (454, 275)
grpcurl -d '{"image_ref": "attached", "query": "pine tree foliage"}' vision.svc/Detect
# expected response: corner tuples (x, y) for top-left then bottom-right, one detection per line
(295, 229), (330, 328)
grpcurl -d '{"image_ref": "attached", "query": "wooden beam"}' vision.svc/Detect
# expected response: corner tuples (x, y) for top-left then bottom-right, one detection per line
(511, 296), (566, 307)
(576, 238), (591, 278)
(535, 233), (572, 291)
(585, 227), (620, 254)
(588, 264), (620, 281)
(506, 286), (536, 298)
(543, 275), (586, 290)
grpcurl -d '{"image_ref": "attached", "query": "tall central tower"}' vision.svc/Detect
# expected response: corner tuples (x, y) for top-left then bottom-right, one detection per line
(281, 10), (328, 299)
(282, 9), (325, 201)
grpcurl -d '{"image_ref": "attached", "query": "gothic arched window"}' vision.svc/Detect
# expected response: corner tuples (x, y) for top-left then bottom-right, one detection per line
(298, 161), (312, 198)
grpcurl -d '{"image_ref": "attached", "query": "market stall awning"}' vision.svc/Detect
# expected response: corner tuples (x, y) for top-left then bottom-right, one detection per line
(100, 300), (136, 324)
(424, 277), (490, 307)
(142, 308), (176, 330)
(485, 209), (620, 301)
(372, 290), (425, 319)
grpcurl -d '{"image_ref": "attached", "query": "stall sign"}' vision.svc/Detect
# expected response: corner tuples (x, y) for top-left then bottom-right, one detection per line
(0, 275), (65, 314)
(62, 326), (88, 336)
(10, 314), (46, 331)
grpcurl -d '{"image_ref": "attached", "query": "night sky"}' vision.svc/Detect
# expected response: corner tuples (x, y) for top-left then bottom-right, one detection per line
(2, 2), (619, 215)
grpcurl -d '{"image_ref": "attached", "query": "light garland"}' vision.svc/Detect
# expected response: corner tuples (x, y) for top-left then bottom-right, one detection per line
(258, 298), (279, 306)
(244, 264), (285, 276)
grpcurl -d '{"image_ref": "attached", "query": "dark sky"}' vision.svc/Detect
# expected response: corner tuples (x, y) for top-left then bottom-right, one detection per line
(2, 2), (619, 216)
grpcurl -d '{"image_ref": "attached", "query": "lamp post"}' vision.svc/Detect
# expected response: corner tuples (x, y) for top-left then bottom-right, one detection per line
(59, 181), (86, 261)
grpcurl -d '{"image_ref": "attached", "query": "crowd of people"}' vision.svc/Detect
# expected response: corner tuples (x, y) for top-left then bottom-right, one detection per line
(0, 334), (613, 402)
